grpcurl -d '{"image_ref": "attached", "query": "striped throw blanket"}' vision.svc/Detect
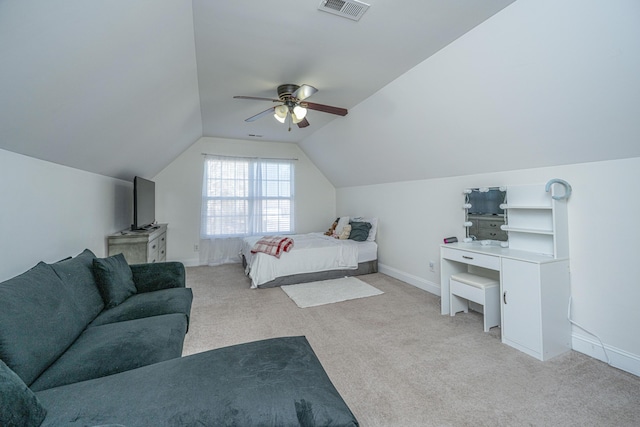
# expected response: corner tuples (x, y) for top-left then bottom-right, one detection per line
(251, 236), (294, 258)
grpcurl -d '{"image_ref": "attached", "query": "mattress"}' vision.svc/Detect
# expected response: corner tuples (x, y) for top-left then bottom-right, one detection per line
(242, 233), (378, 288)
(356, 240), (378, 263)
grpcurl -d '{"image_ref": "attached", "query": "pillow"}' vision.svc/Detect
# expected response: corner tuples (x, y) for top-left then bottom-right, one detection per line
(51, 249), (104, 323)
(365, 217), (378, 241)
(92, 253), (137, 309)
(324, 218), (339, 236)
(338, 224), (351, 240)
(0, 359), (47, 427)
(334, 216), (350, 236)
(349, 221), (372, 242)
(0, 262), (85, 385)
(352, 216), (378, 241)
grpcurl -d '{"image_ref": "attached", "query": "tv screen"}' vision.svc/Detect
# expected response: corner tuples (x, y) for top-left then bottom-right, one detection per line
(468, 188), (505, 215)
(132, 176), (156, 230)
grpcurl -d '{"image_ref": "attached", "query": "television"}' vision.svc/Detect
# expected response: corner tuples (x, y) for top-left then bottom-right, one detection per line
(132, 176), (156, 230)
(467, 188), (505, 216)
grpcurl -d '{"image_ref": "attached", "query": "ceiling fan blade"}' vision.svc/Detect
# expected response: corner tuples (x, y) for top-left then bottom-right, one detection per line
(292, 84), (318, 101)
(245, 106), (276, 122)
(234, 96), (281, 102)
(297, 118), (310, 128)
(302, 102), (348, 116)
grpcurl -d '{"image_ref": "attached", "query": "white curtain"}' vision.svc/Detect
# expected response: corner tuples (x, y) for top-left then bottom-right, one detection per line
(198, 155), (295, 265)
(199, 237), (243, 266)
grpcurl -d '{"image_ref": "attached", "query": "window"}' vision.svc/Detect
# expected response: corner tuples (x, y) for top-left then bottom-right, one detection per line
(201, 156), (295, 238)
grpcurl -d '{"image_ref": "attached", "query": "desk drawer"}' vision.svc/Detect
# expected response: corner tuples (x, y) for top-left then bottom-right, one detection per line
(441, 247), (500, 270)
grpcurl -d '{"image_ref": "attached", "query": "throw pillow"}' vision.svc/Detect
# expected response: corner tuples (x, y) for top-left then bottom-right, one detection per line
(92, 253), (137, 309)
(351, 216), (378, 241)
(324, 218), (339, 236)
(365, 217), (378, 241)
(349, 221), (372, 242)
(338, 224), (351, 239)
(50, 249), (105, 322)
(0, 359), (47, 427)
(334, 216), (350, 236)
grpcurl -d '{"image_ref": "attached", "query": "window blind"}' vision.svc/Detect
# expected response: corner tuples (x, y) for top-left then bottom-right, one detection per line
(201, 155), (295, 238)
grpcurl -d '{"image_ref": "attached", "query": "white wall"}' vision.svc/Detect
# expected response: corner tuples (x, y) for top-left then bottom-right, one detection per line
(294, 0), (640, 376)
(0, 0), (203, 181)
(300, 0), (640, 188)
(0, 149), (131, 281)
(152, 137), (336, 265)
(337, 157), (640, 375)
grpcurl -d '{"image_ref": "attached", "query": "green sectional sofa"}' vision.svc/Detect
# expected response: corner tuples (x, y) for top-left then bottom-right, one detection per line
(0, 249), (359, 427)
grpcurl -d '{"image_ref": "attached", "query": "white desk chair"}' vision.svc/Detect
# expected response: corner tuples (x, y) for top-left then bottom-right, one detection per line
(449, 272), (500, 332)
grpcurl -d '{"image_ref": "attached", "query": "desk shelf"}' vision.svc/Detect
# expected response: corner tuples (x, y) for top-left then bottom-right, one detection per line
(501, 205), (552, 210)
(442, 182), (571, 361)
(501, 226), (554, 235)
(504, 184), (568, 258)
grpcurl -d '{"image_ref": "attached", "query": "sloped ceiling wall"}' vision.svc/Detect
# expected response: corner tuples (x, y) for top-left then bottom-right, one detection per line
(1, 0), (516, 183)
(191, 0), (515, 144)
(1, 1), (638, 187)
(300, 0), (640, 188)
(0, 0), (202, 180)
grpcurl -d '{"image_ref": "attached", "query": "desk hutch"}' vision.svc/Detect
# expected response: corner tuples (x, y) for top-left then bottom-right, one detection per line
(441, 184), (571, 361)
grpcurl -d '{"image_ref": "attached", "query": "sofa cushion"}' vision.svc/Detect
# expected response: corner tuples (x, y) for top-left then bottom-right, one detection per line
(93, 253), (137, 309)
(0, 359), (47, 427)
(89, 287), (193, 329)
(50, 249), (104, 325)
(36, 336), (358, 427)
(0, 262), (89, 385)
(130, 261), (186, 293)
(30, 313), (187, 391)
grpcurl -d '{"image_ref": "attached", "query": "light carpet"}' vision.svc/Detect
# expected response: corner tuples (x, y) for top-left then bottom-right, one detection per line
(183, 264), (640, 426)
(281, 276), (383, 308)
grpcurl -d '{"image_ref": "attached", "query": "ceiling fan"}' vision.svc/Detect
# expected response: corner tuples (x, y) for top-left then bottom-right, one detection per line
(233, 84), (348, 131)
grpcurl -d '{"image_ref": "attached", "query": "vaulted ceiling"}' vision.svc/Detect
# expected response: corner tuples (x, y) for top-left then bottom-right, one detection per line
(0, 0), (515, 182)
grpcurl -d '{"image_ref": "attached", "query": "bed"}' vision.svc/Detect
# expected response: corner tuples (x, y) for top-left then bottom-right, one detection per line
(241, 217), (378, 289)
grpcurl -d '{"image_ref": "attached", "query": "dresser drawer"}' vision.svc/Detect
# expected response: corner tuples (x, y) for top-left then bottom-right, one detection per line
(441, 247), (500, 270)
(478, 220), (504, 231)
(159, 234), (167, 261)
(147, 237), (160, 263)
(476, 229), (508, 241)
(107, 224), (168, 265)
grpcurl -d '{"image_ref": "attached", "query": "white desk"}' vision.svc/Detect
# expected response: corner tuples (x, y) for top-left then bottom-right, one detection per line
(440, 242), (571, 361)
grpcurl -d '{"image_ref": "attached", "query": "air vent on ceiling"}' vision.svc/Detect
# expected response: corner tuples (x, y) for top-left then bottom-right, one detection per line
(318, 0), (370, 21)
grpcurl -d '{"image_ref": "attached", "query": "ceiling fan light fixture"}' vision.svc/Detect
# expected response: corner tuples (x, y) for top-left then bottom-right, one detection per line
(293, 105), (307, 120)
(274, 105), (288, 123)
(235, 84), (348, 129)
(292, 114), (302, 124)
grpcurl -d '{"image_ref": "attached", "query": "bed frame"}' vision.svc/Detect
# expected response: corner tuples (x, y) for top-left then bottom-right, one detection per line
(242, 256), (378, 289)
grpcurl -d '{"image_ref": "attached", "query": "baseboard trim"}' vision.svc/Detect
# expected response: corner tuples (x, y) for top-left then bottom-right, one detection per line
(174, 257), (200, 267)
(378, 263), (440, 296)
(379, 264), (640, 378)
(572, 333), (640, 377)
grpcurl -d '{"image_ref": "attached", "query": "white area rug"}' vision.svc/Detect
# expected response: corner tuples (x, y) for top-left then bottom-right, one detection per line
(281, 277), (383, 308)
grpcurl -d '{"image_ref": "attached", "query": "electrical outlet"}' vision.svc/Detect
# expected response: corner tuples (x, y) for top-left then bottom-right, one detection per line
(194, 244), (199, 252)
(429, 260), (435, 272)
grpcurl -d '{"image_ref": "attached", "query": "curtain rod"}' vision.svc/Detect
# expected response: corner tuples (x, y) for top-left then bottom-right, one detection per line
(201, 153), (298, 161)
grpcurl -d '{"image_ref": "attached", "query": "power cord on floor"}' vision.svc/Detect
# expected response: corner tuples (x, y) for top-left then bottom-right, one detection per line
(567, 295), (610, 365)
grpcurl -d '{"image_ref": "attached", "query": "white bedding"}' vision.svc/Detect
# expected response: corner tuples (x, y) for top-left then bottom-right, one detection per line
(242, 233), (377, 288)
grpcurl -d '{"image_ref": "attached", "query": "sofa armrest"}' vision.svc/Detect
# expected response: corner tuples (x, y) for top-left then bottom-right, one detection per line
(130, 262), (185, 293)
